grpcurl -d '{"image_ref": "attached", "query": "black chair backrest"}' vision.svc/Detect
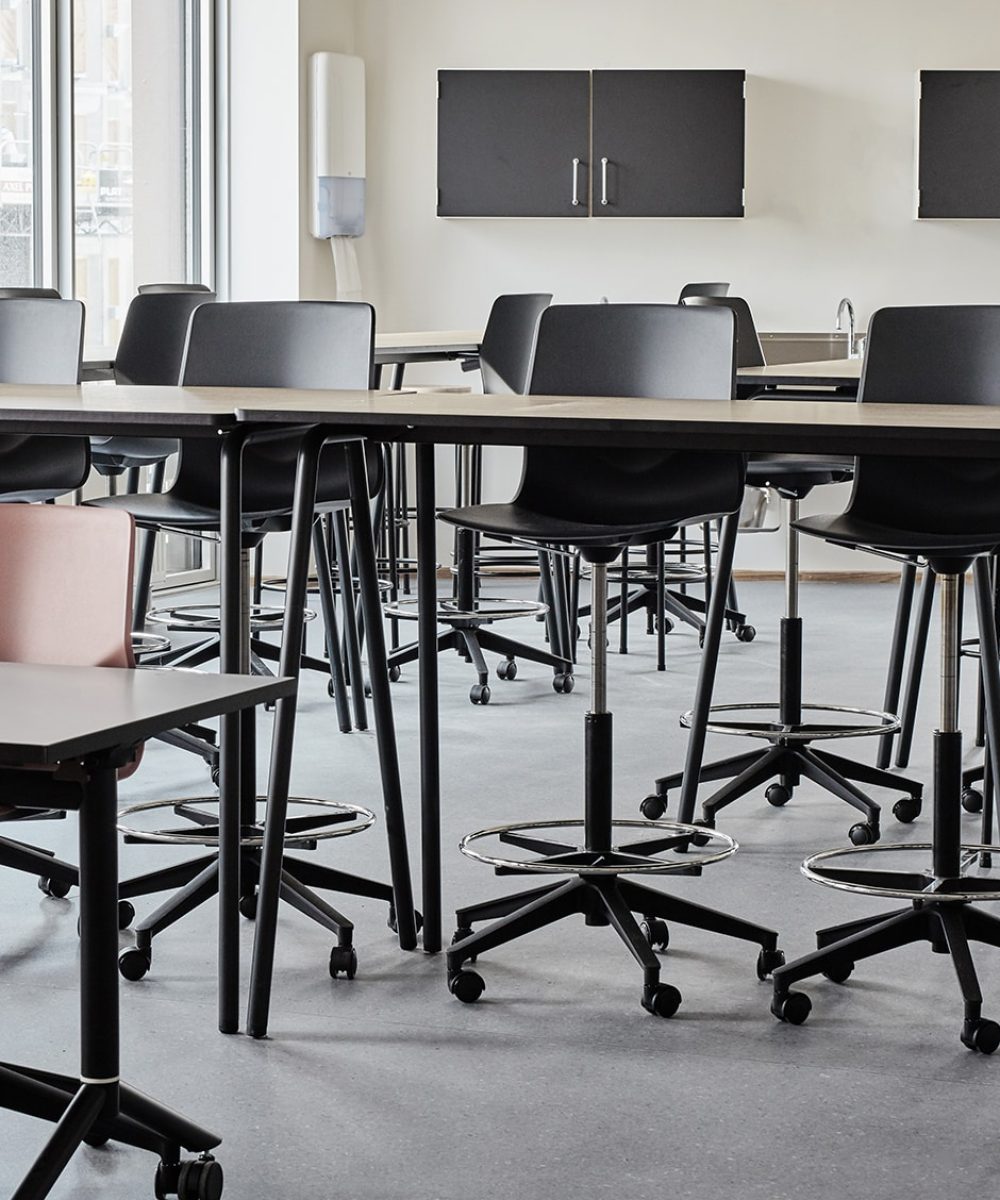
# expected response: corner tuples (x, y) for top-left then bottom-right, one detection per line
(115, 291), (216, 385)
(846, 305), (1000, 539)
(137, 282), (213, 295)
(0, 299), (88, 499)
(678, 281), (730, 301)
(0, 298), (84, 384)
(514, 304), (744, 534)
(173, 301), (377, 513)
(0, 287), (62, 299)
(681, 295), (764, 368)
(479, 293), (552, 394)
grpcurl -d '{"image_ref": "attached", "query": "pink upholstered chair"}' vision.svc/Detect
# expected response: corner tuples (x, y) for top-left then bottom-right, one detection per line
(0, 504), (141, 908)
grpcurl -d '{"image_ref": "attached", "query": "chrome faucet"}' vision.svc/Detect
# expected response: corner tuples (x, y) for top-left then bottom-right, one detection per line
(836, 297), (858, 358)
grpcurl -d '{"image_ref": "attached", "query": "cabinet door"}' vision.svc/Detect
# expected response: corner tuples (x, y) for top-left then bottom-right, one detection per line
(437, 70), (590, 217)
(918, 71), (1000, 219)
(592, 70), (745, 217)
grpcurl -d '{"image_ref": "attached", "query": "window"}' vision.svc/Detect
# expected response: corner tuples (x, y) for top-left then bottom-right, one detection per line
(0, 0), (213, 355)
(0, 0), (35, 285)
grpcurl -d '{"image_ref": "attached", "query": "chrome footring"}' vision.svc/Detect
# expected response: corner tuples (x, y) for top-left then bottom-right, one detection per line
(678, 701), (900, 742)
(382, 596), (549, 624)
(459, 818), (737, 875)
(132, 632), (171, 658)
(801, 841), (1000, 901)
(261, 574), (392, 597)
(117, 795), (375, 847)
(147, 602), (317, 634)
(606, 562), (708, 586)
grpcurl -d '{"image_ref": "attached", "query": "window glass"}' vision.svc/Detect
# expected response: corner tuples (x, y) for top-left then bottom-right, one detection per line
(74, 0), (190, 356)
(0, 0), (34, 285)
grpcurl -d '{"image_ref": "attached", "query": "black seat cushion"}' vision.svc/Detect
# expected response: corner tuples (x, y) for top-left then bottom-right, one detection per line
(794, 512), (1000, 560)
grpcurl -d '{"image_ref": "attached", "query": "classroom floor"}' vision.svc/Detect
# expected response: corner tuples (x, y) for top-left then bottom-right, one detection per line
(1, 578), (995, 1200)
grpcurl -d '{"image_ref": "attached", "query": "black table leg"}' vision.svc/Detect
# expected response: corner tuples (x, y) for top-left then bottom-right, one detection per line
(246, 428), (324, 1039)
(346, 440), (417, 950)
(218, 428), (250, 1034)
(416, 442), (441, 952)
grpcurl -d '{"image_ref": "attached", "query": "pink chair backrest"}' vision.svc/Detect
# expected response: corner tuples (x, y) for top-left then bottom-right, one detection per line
(0, 505), (139, 774)
(0, 505), (135, 669)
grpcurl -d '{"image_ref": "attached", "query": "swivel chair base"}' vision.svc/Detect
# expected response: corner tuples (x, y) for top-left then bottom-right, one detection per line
(644, 500), (923, 844)
(446, 552), (782, 1016)
(772, 566), (1000, 1052)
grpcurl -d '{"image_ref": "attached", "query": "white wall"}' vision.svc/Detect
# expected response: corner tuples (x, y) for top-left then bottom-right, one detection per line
(232, 0), (1000, 573)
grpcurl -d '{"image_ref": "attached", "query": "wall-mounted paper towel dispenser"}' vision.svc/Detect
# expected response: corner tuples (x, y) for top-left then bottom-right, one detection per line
(310, 51), (365, 239)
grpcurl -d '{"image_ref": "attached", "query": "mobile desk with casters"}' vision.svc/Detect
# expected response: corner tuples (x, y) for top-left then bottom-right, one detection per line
(0, 662), (292, 1200)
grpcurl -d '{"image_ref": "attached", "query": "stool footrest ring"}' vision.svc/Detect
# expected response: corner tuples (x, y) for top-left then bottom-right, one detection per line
(679, 701), (900, 742)
(459, 817), (737, 875)
(801, 841), (1000, 901)
(117, 795), (375, 847)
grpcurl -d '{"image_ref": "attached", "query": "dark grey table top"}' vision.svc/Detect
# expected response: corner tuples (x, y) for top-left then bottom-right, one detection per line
(0, 663), (292, 765)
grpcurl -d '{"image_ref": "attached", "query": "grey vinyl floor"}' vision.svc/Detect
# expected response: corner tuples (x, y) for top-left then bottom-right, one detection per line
(1, 578), (997, 1200)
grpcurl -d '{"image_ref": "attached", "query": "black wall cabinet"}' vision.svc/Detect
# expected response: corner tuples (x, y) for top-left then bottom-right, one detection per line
(591, 70), (745, 217)
(437, 70), (591, 217)
(918, 70), (1000, 219)
(437, 69), (745, 218)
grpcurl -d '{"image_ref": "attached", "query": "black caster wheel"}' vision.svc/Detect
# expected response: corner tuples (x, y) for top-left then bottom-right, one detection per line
(496, 659), (517, 681)
(848, 821), (879, 847)
(156, 1155), (224, 1200)
(893, 794), (923, 823)
(118, 947), (151, 982)
(642, 982), (681, 1018)
(689, 820), (713, 847)
(470, 683), (491, 705)
(118, 899), (136, 930)
(756, 947), (785, 981)
(326, 679), (336, 699)
(329, 946), (358, 980)
(962, 786), (984, 814)
(641, 918), (669, 951)
(84, 1130), (110, 1148)
(552, 672), (575, 694)
(962, 1017), (1000, 1054)
(210, 763), (220, 788)
(698, 630), (706, 649)
(640, 793), (667, 821)
(387, 906), (424, 935)
(821, 957), (854, 985)
(735, 624), (757, 643)
(765, 783), (791, 807)
(37, 876), (72, 899)
(238, 892), (258, 920)
(656, 616), (675, 636)
(388, 664), (402, 683)
(364, 680), (373, 698)
(449, 969), (485, 1003)
(771, 991), (811, 1025)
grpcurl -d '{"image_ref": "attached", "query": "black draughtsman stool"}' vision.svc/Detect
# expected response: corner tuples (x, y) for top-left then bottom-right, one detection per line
(769, 305), (1000, 1052)
(443, 303), (782, 1015)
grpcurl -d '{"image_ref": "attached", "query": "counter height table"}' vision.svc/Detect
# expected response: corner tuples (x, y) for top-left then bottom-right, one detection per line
(0, 383), (420, 1036)
(231, 387), (1000, 974)
(738, 356), (863, 391)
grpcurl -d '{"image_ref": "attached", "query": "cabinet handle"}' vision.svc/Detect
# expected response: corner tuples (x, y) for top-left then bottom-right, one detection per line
(571, 157), (581, 207)
(601, 157), (609, 206)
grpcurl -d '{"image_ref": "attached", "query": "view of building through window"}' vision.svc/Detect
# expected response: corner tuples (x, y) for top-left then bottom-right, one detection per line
(74, 0), (191, 356)
(0, 0), (34, 286)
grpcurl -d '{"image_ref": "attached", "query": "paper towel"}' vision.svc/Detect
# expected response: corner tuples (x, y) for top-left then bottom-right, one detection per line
(330, 236), (363, 301)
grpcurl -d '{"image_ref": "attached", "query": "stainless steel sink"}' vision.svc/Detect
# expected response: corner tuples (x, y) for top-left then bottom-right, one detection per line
(759, 331), (859, 365)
